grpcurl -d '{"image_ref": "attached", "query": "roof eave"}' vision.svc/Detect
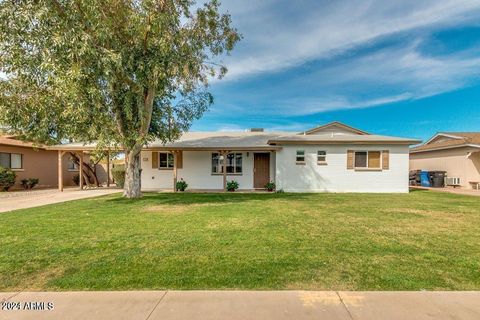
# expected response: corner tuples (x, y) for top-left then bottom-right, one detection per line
(410, 143), (480, 153)
(424, 132), (465, 145)
(144, 146), (282, 151)
(303, 121), (370, 135)
(267, 140), (421, 145)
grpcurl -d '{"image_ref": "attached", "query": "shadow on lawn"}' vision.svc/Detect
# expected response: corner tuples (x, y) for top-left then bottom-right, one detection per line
(106, 192), (321, 206)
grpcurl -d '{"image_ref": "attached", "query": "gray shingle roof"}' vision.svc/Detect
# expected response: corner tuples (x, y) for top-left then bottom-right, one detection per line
(145, 131), (291, 150)
(48, 130), (420, 151)
(268, 133), (420, 144)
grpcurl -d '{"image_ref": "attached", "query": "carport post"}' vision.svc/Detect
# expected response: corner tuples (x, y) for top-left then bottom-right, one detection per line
(106, 150), (110, 187)
(58, 150), (64, 192)
(173, 151), (178, 193)
(78, 151), (84, 190)
(221, 150), (228, 192)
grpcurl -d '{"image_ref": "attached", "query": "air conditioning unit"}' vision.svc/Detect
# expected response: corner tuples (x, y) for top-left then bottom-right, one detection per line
(445, 177), (461, 186)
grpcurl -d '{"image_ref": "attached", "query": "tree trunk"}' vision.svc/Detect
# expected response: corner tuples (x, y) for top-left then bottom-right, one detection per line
(68, 152), (100, 187)
(123, 148), (142, 198)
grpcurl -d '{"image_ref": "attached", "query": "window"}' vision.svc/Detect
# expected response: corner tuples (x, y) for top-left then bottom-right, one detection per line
(67, 159), (79, 171)
(317, 151), (327, 163)
(159, 152), (174, 169)
(212, 153), (242, 174)
(354, 151), (381, 169)
(354, 151), (367, 168)
(0, 153), (23, 169)
(296, 150), (305, 163)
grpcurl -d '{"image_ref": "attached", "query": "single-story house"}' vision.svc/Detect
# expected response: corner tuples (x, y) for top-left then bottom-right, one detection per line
(52, 122), (420, 193)
(0, 135), (110, 189)
(0, 135), (79, 189)
(410, 132), (480, 189)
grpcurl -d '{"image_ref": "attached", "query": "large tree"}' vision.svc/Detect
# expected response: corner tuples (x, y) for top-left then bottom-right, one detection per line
(0, 0), (240, 198)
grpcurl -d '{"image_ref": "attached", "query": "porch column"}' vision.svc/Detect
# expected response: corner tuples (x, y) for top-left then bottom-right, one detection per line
(78, 151), (84, 190)
(58, 150), (64, 192)
(106, 150), (110, 187)
(173, 151), (178, 193)
(221, 150), (227, 192)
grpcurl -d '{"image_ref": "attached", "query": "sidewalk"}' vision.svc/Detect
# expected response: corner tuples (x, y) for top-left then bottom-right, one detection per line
(0, 188), (120, 213)
(1, 291), (479, 320)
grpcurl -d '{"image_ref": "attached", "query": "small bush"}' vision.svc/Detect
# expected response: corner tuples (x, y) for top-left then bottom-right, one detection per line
(0, 167), (16, 191)
(264, 181), (276, 192)
(226, 180), (239, 192)
(72, 174), (80, 186)
(275, 188), (285, 193)
(21, 178), (39, 190)
(112, 167), (126, 189)
(176, 179), (188, 192)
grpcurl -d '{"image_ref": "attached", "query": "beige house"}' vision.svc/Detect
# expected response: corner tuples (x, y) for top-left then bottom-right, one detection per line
(410, 132), (480, 189)
(0, 135), (109, 189)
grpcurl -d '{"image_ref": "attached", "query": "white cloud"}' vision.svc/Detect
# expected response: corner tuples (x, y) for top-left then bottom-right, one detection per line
(220, 0), (480, 80)
(275, 93), (415, 115)
(210, 39), (480, 116)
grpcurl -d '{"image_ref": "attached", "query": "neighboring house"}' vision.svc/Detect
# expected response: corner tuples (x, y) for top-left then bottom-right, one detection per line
(50, 122), (419, 192)
(410, 132), (480, 189)
(0, 135), (79, 189)
(0, 135), (110, 189)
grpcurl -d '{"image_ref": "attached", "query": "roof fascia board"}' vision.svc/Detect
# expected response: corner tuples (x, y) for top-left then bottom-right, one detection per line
(144, 146), (282, 151)
(303, 121), (370, 135)
(410, 144), (480, 153)
(424, 133), (465, 145)
(268, 140), (420, 145)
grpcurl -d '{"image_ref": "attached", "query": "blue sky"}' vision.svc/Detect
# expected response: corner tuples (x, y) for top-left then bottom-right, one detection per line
(191, 0), (480, 141)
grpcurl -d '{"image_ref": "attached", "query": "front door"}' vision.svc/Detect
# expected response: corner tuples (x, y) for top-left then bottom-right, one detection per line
(254, 153), (270, 189)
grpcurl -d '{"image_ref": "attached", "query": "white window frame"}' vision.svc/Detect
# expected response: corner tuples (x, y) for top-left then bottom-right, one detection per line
(0, 152), (23, 170)
(159, 152), (174, 169)
(296, 150), (305, 164)
(211, 153), (243, 175)
(317, 150), (327, 164)
(354, 151), (382, 170)
(67, 158), (79, 171)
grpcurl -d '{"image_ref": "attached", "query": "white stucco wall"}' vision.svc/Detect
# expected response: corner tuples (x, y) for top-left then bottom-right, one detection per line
(141, 151), (276, 190)
(275, 145), (410, 193)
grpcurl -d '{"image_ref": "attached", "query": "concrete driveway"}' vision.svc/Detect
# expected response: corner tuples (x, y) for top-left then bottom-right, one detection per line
(1, 291), (479, 320)
(0, 188), (120, 213)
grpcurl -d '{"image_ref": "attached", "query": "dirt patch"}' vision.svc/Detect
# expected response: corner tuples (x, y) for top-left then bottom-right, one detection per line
(11, 266), (67, 291)
(386, 208), (454, 217)
(143, 202), (225, 214)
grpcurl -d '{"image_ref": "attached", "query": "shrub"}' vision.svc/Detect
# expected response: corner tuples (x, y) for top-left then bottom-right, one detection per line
(0, 167), (16, 191)
(176, 179), (188, 192)
(226, 180), (239, 192)
(72, 174), (80, 186)
(275, 188), (285, 193)
(112, 167), (126, 189)
(21, 178), (39, 190)
(264, 181), (276, 192)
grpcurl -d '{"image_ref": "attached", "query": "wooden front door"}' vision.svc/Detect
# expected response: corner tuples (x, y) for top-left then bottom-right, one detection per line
(254, 153), (270, 189)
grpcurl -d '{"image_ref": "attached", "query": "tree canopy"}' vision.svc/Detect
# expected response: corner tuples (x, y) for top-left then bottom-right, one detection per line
(0, 0), (240, 197)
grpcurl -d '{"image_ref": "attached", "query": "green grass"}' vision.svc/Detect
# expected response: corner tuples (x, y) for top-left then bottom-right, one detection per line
(1, 190), (480, 291)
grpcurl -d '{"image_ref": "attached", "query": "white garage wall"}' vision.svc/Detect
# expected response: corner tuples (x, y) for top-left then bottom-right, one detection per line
(141, 151), (275, 190)
(275, 145), (410, 193)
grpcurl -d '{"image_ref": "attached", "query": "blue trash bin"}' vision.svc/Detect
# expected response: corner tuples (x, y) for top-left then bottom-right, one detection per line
(420, 170), (431, 187)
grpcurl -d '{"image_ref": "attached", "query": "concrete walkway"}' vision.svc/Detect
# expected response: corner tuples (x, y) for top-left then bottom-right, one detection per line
(0, 188), (120, 213)
(1, 291), (479, 320)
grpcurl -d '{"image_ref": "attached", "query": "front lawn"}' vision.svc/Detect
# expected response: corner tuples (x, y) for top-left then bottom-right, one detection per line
(1, 190), (479, 291)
